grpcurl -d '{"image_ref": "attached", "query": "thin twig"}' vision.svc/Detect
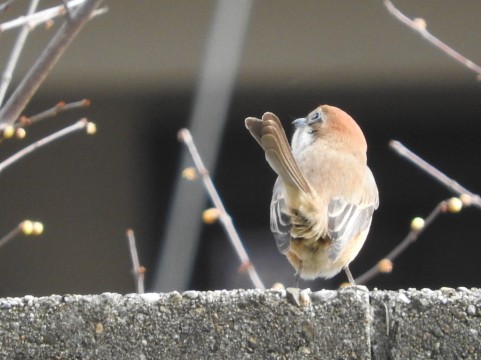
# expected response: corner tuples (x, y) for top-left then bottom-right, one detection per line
(178, 128), (265, 289)
(390, 140), (481, 208)
(18, 99), (91, 127)
(0, 225), (21, 250)
(0, 119), (91, 174)
(126, 229), (145, 294)
(0, 220), (43, 251)
(0, 0), (103, 128)
(0, 0), (85, 32)
(356, 199), (448, 285)
(357, 139), (481, 284)
(384, 0), (481, 79)
(29, 6), (107, 30)
(0, 0), (40, 107)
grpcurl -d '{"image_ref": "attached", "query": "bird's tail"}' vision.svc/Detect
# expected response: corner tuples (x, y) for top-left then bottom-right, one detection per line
(245, 112), (311, 196)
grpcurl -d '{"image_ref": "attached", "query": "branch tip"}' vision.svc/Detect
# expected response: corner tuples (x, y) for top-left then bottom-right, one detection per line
(177, 128), (190, 143)
(19, 116), (31, 126)
(21, 99), (92, 127)
(384, 0), (481, 78)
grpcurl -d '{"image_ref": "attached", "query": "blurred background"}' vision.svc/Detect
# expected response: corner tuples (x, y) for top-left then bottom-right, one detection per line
(0, 0), (480, 296)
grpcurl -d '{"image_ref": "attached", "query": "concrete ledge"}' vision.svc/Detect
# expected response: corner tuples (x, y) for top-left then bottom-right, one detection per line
(371, 287), (481, 359)
(0, 287), (479, 359)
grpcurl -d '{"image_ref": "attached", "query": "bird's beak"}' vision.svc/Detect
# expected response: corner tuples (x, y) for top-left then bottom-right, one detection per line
(292, 117), (307, 128)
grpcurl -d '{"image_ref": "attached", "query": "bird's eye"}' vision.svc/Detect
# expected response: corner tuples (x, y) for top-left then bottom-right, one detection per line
(308, 111), (324, 124)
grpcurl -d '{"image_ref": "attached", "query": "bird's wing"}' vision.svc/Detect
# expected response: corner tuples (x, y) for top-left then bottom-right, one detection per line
(327, 168), (379, 261)
(246, 112), (314, 254)
(270, 177), (291, 253)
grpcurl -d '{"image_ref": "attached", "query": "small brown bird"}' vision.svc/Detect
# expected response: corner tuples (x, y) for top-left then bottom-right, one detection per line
(245, 105), (378, 284)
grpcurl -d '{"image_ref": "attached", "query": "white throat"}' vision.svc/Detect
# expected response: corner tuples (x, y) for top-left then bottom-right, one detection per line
(291, 126), (314, 156)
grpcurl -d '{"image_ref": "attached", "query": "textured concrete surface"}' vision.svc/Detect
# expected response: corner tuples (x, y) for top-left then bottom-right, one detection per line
(371, 287), (481, 359)
(0, 287), (479, 359)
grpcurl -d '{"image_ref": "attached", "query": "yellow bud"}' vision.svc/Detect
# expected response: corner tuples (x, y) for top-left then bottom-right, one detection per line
(378, 258), (393, 273)
(32, 222), (44, 235)
(15, 128), (26, 139)
(413, 18), (426, 30)
(182, 167), (198, 181)
(20, 220), (33, 235)
(447, 197), (463, 213)
(202, 208), (220, 224)
(339, 282), (351, 289)
(3, 125), (14, 139)
(86, 122), (97, 135)
(410, 217), (425, 231)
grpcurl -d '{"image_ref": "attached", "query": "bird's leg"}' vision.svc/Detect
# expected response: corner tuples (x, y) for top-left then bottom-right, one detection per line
(294, 263), (303, 288)
(344, 266), (356, 285)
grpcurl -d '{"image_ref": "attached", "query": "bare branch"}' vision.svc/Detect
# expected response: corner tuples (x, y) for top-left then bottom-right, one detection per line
(384, 0), (481, 79)
(357, 139), (480, 284)
(356, 198), (458, 285)
(0, 119), (94, 174)
(0, 0), (85, 32)
(0, 225), (21, 250)
(126, 229), (145, 294)
(389, 140), (481, 209)
(178, 128), (265, 289)
(18, 99), (91, 127)
(0, 0), (103, 128)
(0, 0), (40, 107)
(0, 219), (43, 250)
(27, 5), (108, 31)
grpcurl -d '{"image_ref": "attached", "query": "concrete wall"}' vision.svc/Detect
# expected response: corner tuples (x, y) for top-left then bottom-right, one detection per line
(0, 287), (479, 359)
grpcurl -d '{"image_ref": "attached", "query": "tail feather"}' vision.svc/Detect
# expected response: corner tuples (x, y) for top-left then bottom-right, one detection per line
(245, 113), (310, 195)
